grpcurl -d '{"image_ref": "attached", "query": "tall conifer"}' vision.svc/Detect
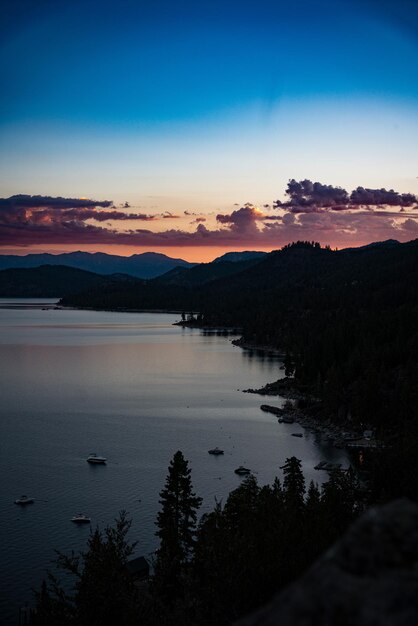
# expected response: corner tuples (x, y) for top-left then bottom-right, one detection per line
(153, 451), (202, 603)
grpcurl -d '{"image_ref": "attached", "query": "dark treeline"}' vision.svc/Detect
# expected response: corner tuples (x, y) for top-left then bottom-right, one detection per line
(199, 241), (417, 428)
(197, 241), (418, 502)
(63, 240), (418, 428)
(62, 240), (418, 499)
(32, 240), (417, 624)
(32, 452), (364, 626)
(198, 241), (418, 502)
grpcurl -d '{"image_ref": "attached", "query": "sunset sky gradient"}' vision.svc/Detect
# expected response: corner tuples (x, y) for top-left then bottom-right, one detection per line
(0, 0), (417, 261)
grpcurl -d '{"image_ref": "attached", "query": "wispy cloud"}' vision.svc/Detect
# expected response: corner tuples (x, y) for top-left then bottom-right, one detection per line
(0, 195), (113, 210)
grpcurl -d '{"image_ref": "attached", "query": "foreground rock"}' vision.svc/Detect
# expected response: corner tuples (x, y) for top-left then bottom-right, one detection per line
(236, 499), (418, 626)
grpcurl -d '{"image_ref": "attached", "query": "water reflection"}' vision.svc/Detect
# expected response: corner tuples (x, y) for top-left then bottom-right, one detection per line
(0, 301), (349, 622)
(201, 329), (243, 337)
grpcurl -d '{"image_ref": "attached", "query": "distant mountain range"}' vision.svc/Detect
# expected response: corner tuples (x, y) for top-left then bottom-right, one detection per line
(0, 249), (269, 297)
(0, 265), (140, 298)
(2, 242), (411, 300)
(0, 251), (196, 279)
(0, 250), (269, 280)
(57, 238), (418, 313)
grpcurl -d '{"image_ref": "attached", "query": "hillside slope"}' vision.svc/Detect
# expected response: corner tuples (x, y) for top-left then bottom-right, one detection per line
(0, 265), (140, 297)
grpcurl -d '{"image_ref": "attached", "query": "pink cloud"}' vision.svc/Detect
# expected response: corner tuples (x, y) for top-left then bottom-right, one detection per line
(216, 206), (265, 233)
(1, 187), (417, 249)
(161, 212), (181, 219)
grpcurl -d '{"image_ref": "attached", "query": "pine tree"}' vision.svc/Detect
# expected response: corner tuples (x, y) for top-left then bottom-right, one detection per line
(284, 351), (294, 377)
(32, 580), (63, 626)
(321, 467), (361, 539)
(153, 451), (202, 604)
(303, 481), (324, 561)
(282, 456), (305, 514)
(223, 474), (260, 531)
(75, 512), (137, 624)
(32, 512), (137, 626)
(192, 501), (230, 625)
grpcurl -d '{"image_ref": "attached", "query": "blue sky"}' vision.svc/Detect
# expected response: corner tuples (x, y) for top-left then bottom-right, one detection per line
(0, 0), (417, 258)
(1, 0), (417, 125)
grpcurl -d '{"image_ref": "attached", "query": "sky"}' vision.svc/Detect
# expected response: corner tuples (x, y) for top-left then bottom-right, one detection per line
(0, 0), (417, 261)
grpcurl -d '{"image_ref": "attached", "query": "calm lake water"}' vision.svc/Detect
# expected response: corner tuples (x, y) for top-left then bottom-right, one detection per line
(0, 300), (348, 624)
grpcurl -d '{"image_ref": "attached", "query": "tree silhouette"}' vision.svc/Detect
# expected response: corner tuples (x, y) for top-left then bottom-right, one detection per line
(153, 451), (202, 604)
(282, 456), (305, 514)
(32, 511), (137, 625)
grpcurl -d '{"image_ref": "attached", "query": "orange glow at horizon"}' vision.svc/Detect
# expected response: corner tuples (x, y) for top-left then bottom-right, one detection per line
(0, 240), (376, 262)
(0, 244), (278, 263)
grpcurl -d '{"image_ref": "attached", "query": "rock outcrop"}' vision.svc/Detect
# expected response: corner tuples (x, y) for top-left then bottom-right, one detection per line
(236, 500), (418, 626)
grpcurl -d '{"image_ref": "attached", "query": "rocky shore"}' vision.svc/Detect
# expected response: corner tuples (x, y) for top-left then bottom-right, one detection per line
(237, 499), (418, 626)
(242, 373), (368, 451)
(243, 376), (307, 400)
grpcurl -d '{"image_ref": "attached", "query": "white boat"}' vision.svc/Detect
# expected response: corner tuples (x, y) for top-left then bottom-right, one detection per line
(71, 514), (91, 524)
(234, 466), (251, 476)
(15, 495), (34, 505)
(208, 447), (224, 455)
(86, 453), (107, 464)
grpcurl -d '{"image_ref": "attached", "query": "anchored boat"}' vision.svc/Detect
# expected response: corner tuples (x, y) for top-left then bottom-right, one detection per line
(71, 514), (91, 523)
(234, 466), (251, 476)
(15, 495), (34, 505)
(208, 447), (224, 455)
(86, 453), (107, 464)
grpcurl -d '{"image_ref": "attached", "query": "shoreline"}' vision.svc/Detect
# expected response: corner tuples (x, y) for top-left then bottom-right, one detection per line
(45, 305), (376, 453)
(233, 343), (367, 453)
(173, 320), (243, 332)
(60, 306), (185, 314)
(231, 337), (285, 356)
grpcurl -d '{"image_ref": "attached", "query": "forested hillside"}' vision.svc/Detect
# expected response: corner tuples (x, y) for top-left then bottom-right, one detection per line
(0, 265), (140, 297)
(61, 240), (418, 439)
(31, 240), (418, 623)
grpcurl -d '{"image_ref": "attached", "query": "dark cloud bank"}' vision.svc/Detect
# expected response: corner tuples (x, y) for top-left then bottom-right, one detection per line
(0, 182), (417, 248)
(273, 180), (417, 212)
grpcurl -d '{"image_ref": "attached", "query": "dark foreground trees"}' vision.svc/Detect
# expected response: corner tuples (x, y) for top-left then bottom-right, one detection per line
(190, 457), (362, 626)
(32, 454), (363, 626)
(32, 511), (138, 626)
